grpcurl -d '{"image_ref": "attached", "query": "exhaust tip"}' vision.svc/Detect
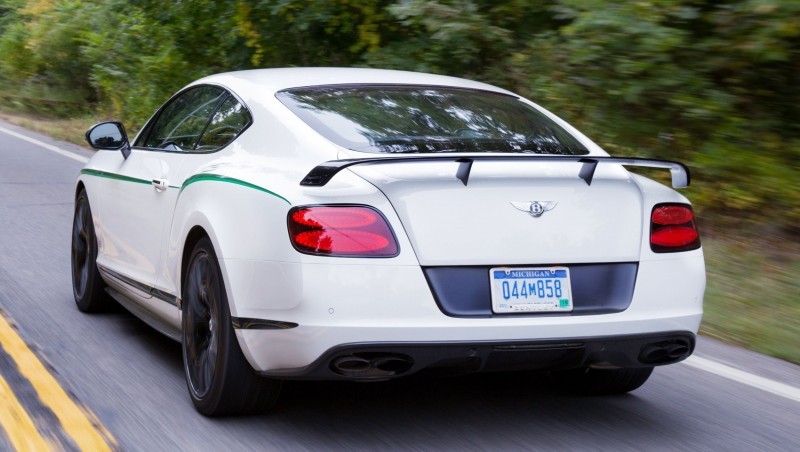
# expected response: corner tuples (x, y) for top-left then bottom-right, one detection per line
(330, 353), (414, 378)
(332, 356), (372, 374)
(639, 339), (691, 365)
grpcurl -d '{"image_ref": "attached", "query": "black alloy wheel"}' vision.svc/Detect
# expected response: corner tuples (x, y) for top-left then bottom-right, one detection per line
(183, 250), (219, 399)
(71, 189), (109, 312)
(181, 236), (281, 416)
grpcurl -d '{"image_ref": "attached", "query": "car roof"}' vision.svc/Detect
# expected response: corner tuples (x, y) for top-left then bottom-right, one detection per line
(190, 67), (515, 99)
(184, 67), (606, 158)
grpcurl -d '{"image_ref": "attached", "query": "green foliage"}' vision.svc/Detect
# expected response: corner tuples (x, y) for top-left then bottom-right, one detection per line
(79, 1), (190, 124)
(0, 0), (26, 35)
(0, 1), (90, 96)
(0, 21), (35, 81)
(0, 0), (798, 229)
(236, 0), (394, 67)
(365, 0), (512, 77)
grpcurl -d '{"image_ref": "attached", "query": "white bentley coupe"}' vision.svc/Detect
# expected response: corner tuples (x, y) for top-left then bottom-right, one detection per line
(73, 68), (705, 415)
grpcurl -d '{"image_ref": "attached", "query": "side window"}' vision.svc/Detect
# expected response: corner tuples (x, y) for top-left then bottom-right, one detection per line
(140, 86), (226, 150)
(195, 96), (251, 151)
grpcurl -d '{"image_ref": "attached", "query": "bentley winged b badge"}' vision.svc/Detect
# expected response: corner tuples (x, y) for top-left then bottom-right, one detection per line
(511, 201), (558, 218)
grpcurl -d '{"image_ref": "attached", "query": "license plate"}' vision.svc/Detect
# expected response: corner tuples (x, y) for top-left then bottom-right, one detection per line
(490, 267), (573, 313)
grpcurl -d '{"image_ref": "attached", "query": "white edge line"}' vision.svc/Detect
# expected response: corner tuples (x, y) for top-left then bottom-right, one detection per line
(683, 355), (800, 403)
(0, 125), (89, 164)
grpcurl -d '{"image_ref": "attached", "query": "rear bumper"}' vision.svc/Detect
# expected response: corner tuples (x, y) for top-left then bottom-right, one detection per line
(235, 306), (702, 377)
(223, 250), (705, 376)
(253, 332), (695, 380)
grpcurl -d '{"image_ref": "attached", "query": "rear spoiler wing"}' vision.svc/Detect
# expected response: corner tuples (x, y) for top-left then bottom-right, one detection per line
(300, 155), (690, 188)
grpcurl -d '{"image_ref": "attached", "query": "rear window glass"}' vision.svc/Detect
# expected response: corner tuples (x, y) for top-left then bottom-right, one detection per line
(276, 86), (589, 155)
(195, 96), (251, 151)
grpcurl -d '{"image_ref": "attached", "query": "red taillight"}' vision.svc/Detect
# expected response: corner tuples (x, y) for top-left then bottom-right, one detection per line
(288, 206), (399, 257)
(652, 205), (694, 225)
(651, 227), (699, 247)
(650, 204), (700, 253)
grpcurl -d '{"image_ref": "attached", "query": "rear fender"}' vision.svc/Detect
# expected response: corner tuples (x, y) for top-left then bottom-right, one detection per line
(162, 169), (419, 317)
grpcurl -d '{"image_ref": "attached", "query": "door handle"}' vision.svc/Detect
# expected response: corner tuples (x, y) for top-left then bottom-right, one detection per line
(151, 178), (169, 192)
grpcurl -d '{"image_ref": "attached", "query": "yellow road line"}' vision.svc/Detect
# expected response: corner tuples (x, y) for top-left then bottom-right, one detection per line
(0, 372), (52, 451)
(0, 313), (114, 451)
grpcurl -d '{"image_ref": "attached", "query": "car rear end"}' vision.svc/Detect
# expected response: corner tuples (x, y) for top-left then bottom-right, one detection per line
(229, 81), (705, 383)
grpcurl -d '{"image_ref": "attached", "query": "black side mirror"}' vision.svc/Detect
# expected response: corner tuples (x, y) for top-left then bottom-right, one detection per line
(85, 121), (131, 159)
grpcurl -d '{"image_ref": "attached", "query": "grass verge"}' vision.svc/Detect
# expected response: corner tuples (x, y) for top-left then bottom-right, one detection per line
(0, 109), (100, 147)
(700, 234), (799, 364)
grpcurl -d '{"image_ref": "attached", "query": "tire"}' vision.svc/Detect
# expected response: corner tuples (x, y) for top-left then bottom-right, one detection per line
(71, 189), (110, 312)
(552, 366), (654, 395)
(182, 236), (282, 416)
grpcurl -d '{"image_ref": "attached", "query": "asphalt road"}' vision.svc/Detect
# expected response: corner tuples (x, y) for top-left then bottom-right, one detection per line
(0, 118), (798, 451)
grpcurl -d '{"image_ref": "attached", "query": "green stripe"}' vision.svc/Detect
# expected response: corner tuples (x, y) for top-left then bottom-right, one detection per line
(80, 168), (151, 185)
(181, 174), (291, 205)
(80, 169), (290, 204)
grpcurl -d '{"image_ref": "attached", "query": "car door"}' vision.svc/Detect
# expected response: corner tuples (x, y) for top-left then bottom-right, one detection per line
(97, 86), (228, 295)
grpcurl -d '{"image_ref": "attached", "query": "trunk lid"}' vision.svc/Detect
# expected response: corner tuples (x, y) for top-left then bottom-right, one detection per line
(350, 160), (643, 266)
